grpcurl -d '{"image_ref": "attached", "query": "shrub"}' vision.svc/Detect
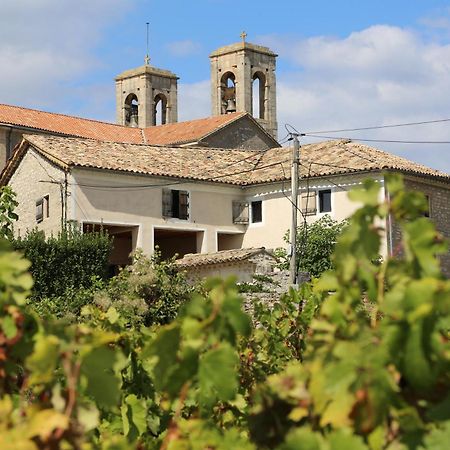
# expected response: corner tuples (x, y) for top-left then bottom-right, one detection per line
(13, 226), (112, 299)
(275, 214), (347, 277)
(93, 249), (195, 326)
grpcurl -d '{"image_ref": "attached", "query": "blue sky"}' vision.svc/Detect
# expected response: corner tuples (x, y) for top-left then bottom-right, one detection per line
(1, 0), (450, 171)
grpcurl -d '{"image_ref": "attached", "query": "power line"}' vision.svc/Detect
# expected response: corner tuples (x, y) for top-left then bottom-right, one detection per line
(304, 134), (450, 145)
(304, 117), (450, 135)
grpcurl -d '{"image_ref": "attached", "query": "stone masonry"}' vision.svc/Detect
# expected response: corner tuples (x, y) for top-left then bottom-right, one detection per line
(388, 176), (450, 278)
(210, 42), (278, 139)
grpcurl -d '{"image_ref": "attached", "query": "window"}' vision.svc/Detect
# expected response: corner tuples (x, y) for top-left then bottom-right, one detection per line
(319, 189), (332, 213)
(251, 200), (262, 223)
(162, 189), (189, 220)
(301, 191), (317, 215)
(36, 195), (49, 223)
(232, 201), (249, 224)
(423, 194), (431, 218)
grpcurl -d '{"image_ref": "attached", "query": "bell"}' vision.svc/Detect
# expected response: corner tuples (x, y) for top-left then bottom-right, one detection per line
(130, 110), (139, 128)
(226, 98), (236, 113)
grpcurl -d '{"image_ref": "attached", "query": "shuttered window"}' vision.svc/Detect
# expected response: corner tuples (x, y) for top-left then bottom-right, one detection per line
(301, 191), (317, 215)
(232, 201), (249, 224)
(162, 189), (189, 220)
(36, 198), (44, 223)
(36, 195), (49, 223)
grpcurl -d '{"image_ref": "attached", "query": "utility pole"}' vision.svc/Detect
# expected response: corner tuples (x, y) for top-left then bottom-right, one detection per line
(289, 134), (300, 285)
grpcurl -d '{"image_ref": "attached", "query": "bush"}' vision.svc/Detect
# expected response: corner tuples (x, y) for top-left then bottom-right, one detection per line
(93, 249), (195, 326)
(13, 226), (112, 299)
(275, 214), (347, 277)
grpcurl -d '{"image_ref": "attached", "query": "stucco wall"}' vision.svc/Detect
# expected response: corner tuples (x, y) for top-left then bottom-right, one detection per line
(388, 176), (450, 277)
(8, 148), (65, 236)
(202, 116), (277, 150)
(71, 168), (246, 256)
(241, 174), (383, 251)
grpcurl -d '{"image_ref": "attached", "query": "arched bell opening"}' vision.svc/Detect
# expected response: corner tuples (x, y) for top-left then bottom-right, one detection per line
(220, 71), (236, 114)
(252, 72), (266, 120)
(124, 93), (139, 127)
(153, 94), (168, 125)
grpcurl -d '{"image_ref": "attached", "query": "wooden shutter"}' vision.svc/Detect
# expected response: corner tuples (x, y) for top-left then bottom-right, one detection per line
(162, 189), (173, 217)
(233, 201), (249, 224)
(179, 190), (189, 220)
(36, 198), (44, 223)
(301, 191), (317, 215)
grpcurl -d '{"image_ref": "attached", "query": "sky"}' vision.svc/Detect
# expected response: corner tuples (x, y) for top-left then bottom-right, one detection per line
(1, 0), (450, 172)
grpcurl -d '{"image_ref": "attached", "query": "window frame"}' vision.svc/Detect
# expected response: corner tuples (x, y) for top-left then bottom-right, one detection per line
(318, 189), (332, 214)
(162, 188), (190, 221)
(36, 195), (49, 223)
(250, 199), (263, 225)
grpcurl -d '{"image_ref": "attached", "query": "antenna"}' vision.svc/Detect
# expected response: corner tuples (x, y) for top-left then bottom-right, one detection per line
(144, 22), (150, 65)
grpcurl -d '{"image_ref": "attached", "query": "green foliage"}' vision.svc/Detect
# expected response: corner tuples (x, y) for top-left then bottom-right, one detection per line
(0, 173), (449, 449)
(276, 214), (347, 277)
(93, 249), (194, 326)
(13, 226), (112, 299)
(0, 186), (18, 240)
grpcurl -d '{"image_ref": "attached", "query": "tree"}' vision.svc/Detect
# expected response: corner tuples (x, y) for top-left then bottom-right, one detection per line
(276, 215), (347, 277)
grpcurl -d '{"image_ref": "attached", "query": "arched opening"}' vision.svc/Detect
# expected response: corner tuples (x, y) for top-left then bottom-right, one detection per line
(220, 71), (236, 114)
(154, 94), (167, 125)
(124, 93), (139, 127)
(252, 72), (266, 119)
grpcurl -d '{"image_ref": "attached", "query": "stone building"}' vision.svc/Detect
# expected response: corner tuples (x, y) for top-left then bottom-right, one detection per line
(0, 37), (449, 278)
(210, 41), (278, 139)
(2, 134), (449, 276)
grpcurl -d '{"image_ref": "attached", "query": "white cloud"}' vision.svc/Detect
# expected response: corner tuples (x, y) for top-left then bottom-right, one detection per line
(165, 40), (202, 57)
(0, 0), (132, 111)
(258, 25), (450, 172)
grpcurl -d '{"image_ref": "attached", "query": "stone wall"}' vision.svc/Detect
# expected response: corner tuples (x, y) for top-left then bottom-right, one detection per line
(202, 115), (276, 150)
(388, 176), (450, 277)
(8, 148), (65, 236)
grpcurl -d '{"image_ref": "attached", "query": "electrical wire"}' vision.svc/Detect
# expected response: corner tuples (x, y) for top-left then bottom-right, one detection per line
(304, 117), (450, 135)
(70, 148), (271, 190)
(304, 134), (450, 145)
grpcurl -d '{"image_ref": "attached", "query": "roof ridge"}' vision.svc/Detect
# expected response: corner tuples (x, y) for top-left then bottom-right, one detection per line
(0, 103), (130, 129)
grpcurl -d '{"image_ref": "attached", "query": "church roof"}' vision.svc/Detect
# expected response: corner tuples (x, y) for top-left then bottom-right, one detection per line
(2, 134), (448, 187)
(0, 104), (258, 146)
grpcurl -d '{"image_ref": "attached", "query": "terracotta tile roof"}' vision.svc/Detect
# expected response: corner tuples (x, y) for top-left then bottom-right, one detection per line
(0, 103), (143, 143)
(142, 112), (247, 145)
(2, 134), (449, 187)
(0, 104), (252, 146)
(175, 248), (273, 268)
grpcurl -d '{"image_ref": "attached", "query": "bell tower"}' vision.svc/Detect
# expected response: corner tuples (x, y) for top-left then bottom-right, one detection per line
(115, 60), (178, 128)
(209, 36), (278, 139)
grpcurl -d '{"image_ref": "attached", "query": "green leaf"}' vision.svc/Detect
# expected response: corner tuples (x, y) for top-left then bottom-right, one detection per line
(26, 334), (60, 385)
(328, 429), (369, 450)
(2, 315), (17, 339)
(403, 322), (435, 391)
(81, 346), (122, 408)
(277, 427), (323, 450)
(420, 421), (450, 450)
(198, 342), (239, 408)
(78, 404), (99, 431)
(123, 394), (147, 437)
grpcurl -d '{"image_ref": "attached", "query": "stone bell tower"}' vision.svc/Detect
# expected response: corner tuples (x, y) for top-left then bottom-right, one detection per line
(209, 35), (278, 139)
(115, 57), (178, 128)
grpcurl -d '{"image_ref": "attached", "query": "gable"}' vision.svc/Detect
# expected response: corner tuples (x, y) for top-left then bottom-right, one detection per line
(200, 115), (279, 150)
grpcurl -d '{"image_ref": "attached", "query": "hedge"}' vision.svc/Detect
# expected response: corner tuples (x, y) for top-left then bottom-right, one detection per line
(13, 227), (112, 299)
